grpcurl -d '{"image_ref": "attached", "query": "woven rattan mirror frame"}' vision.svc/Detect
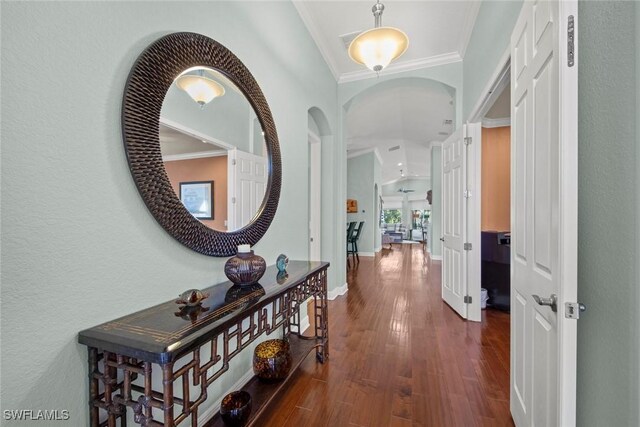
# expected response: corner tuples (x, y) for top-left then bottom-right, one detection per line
(122, 32), (281, 257)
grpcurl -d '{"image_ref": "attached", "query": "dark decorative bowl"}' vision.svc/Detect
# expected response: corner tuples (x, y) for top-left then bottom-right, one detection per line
(224, 251), (266, 286)
(253, 339), (292, 382)
(220, 390), (252, 427)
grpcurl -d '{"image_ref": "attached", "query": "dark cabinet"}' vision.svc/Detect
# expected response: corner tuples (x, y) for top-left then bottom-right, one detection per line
(481, 231), (511, 311)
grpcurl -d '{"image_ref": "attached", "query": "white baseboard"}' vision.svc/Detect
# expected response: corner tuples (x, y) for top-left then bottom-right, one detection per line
(299, 313), (310, 334)
(431, 254), (442, 261)
(328, 282), (348, 300)
(198, 367), (255, 425)
(357, 252), (375, 257)
(375, 246), (382, 253)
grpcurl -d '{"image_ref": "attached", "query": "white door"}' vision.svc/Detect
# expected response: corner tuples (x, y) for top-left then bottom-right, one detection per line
(227, 148), (267, 231)
(309, 134), (322, 260)
(441, 127), (467, 318)
(510, 1), (578, 426)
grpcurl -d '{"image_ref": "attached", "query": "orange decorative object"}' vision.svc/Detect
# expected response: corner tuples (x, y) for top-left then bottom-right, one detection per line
(347, 199), (358, 213)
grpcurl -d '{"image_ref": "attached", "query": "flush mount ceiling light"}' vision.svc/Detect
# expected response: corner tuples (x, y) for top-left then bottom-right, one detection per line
(348, 1), (409, 73)
(175, 68), (225, 108)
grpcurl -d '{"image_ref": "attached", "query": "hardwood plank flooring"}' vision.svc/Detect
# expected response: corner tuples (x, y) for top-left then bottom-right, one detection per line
(259, 244), (513, 426)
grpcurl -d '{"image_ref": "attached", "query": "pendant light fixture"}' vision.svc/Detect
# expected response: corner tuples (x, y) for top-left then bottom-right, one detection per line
(348, 1), (409, 73)
(175, 68), (225, 108)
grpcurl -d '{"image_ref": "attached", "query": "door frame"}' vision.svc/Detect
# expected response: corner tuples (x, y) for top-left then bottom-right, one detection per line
(465, 1), (580, 423)
(556, 2), (579, 423)
(308, 130), (322, 260)
(465, 50), (512, 324)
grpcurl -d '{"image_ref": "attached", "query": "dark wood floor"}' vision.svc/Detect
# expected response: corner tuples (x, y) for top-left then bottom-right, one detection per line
(259, 244), (513, 426)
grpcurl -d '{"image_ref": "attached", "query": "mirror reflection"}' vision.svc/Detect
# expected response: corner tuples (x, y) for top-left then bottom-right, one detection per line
(160, 67), (268, 232)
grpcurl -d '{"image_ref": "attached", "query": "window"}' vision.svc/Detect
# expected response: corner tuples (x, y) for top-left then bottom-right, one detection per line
(383, 209), (402, 224)
(412, 209), (430, 229)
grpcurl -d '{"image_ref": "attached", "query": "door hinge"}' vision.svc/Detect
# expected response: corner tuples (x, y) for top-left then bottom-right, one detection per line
(565, 302), (586, 319)
(464, 137), (472, 145)
(464, 190), (472, 198)
(232, 159), (237, 166)
(567, 15), (575, 67)
(464, 295), (472, 304)
(463, 243), (472, 251)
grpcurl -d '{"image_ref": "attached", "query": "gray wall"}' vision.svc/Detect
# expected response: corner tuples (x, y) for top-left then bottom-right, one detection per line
(347, 152), (382, 254)
(0, 2), (339, 424)
(577, 2), (639, 425)
(463, 0), (523, 121)
(637, 5), (640, 424)
(429, 147), (442, 257)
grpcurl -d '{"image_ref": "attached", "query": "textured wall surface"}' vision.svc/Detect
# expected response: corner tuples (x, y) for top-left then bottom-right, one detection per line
(0, 2), (338, 424)
(577, 2), (639, 425)
(463, 0), (523, 120)
(347, 152), (379, 254)
(637, 4), (640, 423)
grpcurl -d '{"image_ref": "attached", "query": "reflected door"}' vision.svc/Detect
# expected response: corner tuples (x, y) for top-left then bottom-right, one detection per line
(228, 149), (267, 232)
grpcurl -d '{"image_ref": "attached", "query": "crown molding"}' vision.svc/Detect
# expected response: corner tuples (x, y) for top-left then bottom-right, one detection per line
(458, 0), (482, 58)
(160, 117), (235, 150)
(292, 1), (340, 81)
(338, 52), (462, 84)
(482, 117), (511, 128)
(162, 150), (227, 162)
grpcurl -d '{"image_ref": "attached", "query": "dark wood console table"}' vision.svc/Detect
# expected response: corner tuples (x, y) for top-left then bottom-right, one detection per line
(78, 261), (329, 427)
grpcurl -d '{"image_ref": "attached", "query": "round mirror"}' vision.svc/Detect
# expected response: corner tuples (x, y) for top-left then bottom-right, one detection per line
(160, 67), (268, 232)
(122, 33), (281, 256)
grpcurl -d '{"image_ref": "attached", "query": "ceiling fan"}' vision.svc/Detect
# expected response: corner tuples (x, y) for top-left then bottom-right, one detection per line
(397, 188), (415, 193)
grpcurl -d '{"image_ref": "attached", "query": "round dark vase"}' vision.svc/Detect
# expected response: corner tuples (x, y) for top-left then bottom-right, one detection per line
(253, 339), (292, 382)
(220, 390), (252, 427)
(224, 251), (266, 286)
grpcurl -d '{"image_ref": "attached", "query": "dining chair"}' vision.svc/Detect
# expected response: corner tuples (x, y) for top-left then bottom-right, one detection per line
(348, 221), (365, 263)
(346, 222), (357, 268)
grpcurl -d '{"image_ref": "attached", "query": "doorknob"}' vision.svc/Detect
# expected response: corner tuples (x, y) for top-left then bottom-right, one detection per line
(532, 294), (558, 312)
(440, 237), (445, 242)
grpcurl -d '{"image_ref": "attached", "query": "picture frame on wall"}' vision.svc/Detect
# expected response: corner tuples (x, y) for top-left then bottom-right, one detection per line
(180, 181), (214, 220)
